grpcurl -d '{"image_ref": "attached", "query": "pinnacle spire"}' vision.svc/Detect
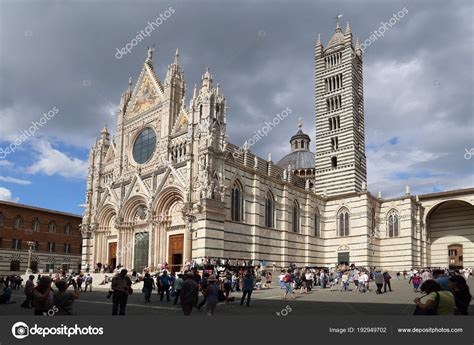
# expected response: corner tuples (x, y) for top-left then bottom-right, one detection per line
(345, 21), (351, 34)
(316, 33), (321, 46)
(174, 48), (179, 65)
(298, 116), (302, 129)
(145, 45), (155, 66)
(193, 83), (198, 98)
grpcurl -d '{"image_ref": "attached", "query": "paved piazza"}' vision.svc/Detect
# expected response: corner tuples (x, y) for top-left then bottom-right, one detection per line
(3, 277), (473, 316)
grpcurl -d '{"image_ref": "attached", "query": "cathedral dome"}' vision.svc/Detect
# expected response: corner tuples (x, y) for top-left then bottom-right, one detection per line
(276, 118), (315, 171)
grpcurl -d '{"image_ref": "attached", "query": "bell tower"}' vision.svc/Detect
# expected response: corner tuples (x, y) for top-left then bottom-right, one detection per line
(314, 20), (366, 196)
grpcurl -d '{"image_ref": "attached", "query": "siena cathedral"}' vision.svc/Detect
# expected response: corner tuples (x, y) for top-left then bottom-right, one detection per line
(81, 21), (474, 272)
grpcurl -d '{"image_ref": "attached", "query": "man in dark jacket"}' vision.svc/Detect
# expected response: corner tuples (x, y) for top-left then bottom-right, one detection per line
(383, 271), (392, 292)
(180, 271), (198, 315)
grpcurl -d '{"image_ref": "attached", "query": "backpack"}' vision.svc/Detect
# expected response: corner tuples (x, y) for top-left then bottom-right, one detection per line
(413, 292), (440, 315)
(283, 276), (290, 283)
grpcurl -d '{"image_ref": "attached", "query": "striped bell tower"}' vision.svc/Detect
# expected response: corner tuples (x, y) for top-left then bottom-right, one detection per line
(314, 20), (366, 196)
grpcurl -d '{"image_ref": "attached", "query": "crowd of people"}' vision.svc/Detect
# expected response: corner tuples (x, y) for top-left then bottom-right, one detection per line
(0, 263), (471, 316)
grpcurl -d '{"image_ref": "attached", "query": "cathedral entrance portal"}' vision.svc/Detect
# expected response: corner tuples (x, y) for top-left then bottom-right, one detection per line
(168, 234), (184, 272)
(133, 232), (149, 272)
(338, 252), (350, 265)
(108, 242), (117, 270)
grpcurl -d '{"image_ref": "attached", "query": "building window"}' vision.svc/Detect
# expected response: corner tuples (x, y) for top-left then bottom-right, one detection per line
(132, 127), (157, 164)
(331, 156), (338, 168)
(14, 215), (23, 229)
(48, 221), (56, 233)
(31, 218), (40, 232)
(47, 242), (56, 253)
(331, 137), (339, 150)
(315, 211), (321, 237)
(231, 180), (243, 221)
(11, 239), (22, 250)
(45, 263), (54, 272)
(0, 212), (4, 227)
(34, 241), (40, 251)
(292, 201), (300, 233)
(387, 210), (400, 237)
(337, 208), (350, 237)
(64, 223), (72, 235)
(10, 260), (20, 271)
(265, 192), (275, 228)
(64, 243), (71, 254)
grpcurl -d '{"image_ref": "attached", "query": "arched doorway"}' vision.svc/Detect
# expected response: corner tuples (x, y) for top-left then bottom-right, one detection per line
(427, 200), (474, 268)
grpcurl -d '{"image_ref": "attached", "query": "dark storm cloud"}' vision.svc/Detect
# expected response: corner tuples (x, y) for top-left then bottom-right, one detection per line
(0, 0), (472, 195)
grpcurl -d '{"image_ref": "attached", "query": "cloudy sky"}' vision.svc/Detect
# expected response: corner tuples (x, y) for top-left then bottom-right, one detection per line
(0, 0), (472, 214)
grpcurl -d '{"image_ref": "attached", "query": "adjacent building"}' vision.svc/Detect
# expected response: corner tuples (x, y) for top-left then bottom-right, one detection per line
(80, 20), (474, 273)
(0, 201), (82, 275)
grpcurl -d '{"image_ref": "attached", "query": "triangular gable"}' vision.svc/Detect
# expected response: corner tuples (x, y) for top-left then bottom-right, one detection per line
(103, 144), (115, 164)
(97, 186), (119, 212)
(171, 109), (189, 134)
(127, 64), (164, 117)
(123, 174), (152, 201)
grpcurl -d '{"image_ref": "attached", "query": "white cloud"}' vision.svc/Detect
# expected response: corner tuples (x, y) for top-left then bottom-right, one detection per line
(0, 160), (13, 167)
(0, 187), (19, 202)
(27, 141), (88, 179)
(0, 176), (32, 185)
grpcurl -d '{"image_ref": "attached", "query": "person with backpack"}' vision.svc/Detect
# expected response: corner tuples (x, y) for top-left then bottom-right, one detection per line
(111, 268), (133, 315)
(283, 271), (295, 300)
(414, 279), (455, 315)
(158, 270), (171, 302)
(383, 270), (392, 292)
(84, 274), (93, 292)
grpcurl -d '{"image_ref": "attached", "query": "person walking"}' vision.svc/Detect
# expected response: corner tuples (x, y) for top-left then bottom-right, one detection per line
(84, 274), (93, 292)
(21, 275), (35, 308)
(158, 270), (171, 302)
(180, 271), (198, 315)
(111, 268), (133, 315)
(205, 276), (219, 316)
(172, 273), (184, 305)
(196, 273), (209, 311)
(283, 271), (296, 300)
(412, 273), (421, 292)
(240, 272), (254, 307)
(383, 271), (392, 292)
(142, 272), (155, 303)
(374, 270), (384, 294)
(352, 271), (360, 293)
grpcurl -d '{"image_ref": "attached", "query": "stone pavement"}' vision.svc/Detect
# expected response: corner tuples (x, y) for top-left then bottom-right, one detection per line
(2, 277), (473, 316)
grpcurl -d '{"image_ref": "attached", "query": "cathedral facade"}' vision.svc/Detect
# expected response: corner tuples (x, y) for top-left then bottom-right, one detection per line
(80, 22), (474, 272)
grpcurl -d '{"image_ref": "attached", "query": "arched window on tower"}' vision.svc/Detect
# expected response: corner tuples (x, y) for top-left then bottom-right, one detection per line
(387, 210), (400, 238)
(331, 156), (338, 168)
(292, 200), (300, 233)
(337, 208), (350, 237)
(14, 215), (23, 229)
(199, 104), (203, 120)
(265, 192), (275, 228)
(231, 180), (243, 222)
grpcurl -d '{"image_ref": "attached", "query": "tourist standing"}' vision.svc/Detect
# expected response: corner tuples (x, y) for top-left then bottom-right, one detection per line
(352, 271), (359, 293)
(21, 275), (35, 308)
(158, 270), (171, 302)
(173, 273), (184, 305)
(53, 279), (80, 315)
(180, 272), (198, 315)
(412, 273), (421, 292)
(448, 275), (471, 315)
(84, 274), (93, 292)
(240, 272), (254, 306)
(32, 276), (54, 315)
(283, 271), (296, 300)
(414, 280), (455, 315)
(197, 273), (209, 310)
(374, 270), (384, 294)
(383, 271), (392, 292)
(111, 268), (133, 315)
(142, 273), (155, 303)
(205, 276), (219, 316)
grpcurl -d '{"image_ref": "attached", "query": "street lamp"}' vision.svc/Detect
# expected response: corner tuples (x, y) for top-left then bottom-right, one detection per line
(26, 241), (35, 275)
